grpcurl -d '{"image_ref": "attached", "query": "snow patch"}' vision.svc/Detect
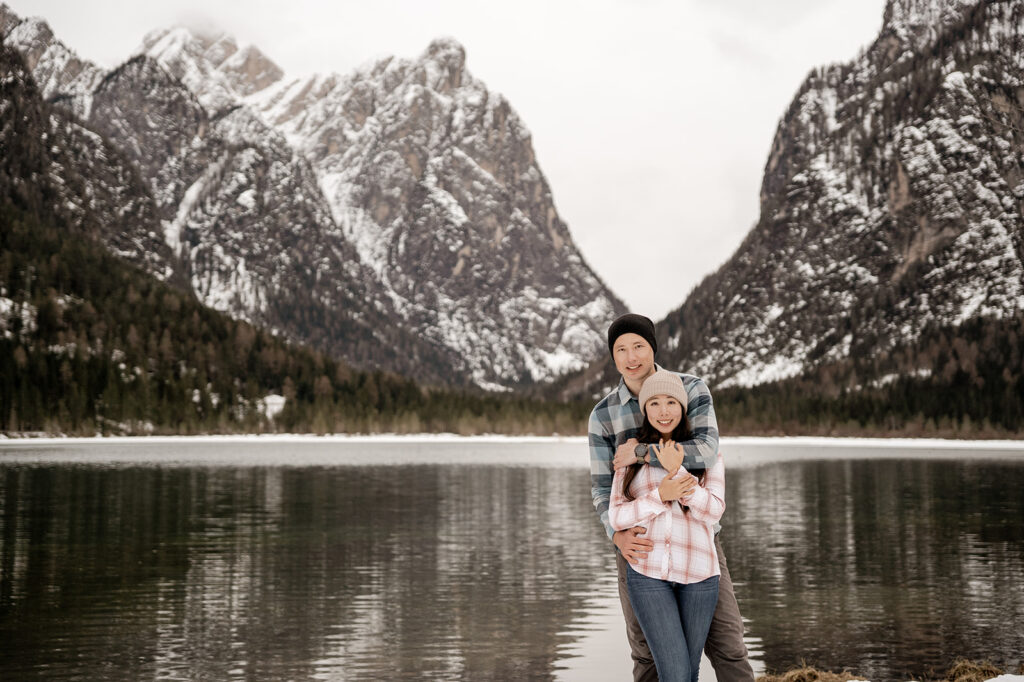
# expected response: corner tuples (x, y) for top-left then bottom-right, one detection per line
(718, 353), (805, 389)
(0, 297), (37, 340)
(236, 188), (256, 210)
(259, 394), (286, 420)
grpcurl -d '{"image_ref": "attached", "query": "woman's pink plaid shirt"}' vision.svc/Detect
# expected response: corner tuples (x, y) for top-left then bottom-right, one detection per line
(609, 452), (726, 584)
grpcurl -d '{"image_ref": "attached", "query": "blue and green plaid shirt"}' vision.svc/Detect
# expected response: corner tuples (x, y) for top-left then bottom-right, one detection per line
(588, 366), (720, 540)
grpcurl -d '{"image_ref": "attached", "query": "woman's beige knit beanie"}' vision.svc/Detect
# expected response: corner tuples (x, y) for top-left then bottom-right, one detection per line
(638, 370), (688, 415)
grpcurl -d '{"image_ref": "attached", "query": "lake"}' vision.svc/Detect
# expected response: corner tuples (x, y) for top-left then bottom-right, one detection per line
(1, 437), (1022, 681)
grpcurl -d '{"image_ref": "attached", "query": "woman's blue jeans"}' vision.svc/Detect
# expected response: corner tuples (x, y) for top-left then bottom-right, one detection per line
(625, 566), (720, 682)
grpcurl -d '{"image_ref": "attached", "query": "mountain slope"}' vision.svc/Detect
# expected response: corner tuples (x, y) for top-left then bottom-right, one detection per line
(655, 0), (1024, 391)
(0, 39), (589, 435)
(87, 54), (462, 380)
(1, 4), (623, 389)
(244, 37), (622, 387)
(1, 7), (464, 385)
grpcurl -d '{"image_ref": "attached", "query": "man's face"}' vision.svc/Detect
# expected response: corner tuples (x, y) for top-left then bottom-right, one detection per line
(612, 333), (655, 385)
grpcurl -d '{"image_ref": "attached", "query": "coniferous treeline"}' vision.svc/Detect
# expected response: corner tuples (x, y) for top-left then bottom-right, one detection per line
(0, 203), (590, 436)
(6, 197), (1021, 439)
(715, 313), (1024, 438)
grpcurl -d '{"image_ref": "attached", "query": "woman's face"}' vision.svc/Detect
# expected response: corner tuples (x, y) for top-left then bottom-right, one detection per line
(645, 394), (683, 435)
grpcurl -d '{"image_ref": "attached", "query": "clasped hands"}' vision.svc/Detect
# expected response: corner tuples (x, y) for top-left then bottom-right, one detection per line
(612, 438), (699, 564)
(613, 438), (692, 479)
(612, 437), (698, 507)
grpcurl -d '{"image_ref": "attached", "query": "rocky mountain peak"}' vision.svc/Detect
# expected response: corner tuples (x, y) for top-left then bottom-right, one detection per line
(138, 26), (202, 62)
(219, 44), (283, 95)
(421, 37), (466, 93)
(0, 3), (19, 34)
(136, 26), (281, 111)
(247, 37), (622, 386)
(1, 13), (52, 69)
(882, 0), (980, 49)
(203, 33), (239, 67)
(653, 0), (1024, 392)
(0, 6), (104, 118)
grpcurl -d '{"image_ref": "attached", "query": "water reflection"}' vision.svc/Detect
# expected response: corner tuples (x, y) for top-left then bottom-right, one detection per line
(726, 459), (1024, 679)
(1, 442), (1022, 681)
(0, 462), (618, 680)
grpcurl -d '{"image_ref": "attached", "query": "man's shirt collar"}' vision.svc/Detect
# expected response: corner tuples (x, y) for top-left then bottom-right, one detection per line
(615, 379), (633, 405)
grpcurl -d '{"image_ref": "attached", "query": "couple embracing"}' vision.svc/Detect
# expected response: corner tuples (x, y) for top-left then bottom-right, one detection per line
(589, 314), (754, 682)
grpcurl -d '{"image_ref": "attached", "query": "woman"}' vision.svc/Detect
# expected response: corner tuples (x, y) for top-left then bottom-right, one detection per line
(609, 369), (725, 682)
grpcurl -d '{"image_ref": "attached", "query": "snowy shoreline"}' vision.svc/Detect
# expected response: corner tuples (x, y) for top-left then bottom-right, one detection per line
(2, 433), (1023, 448)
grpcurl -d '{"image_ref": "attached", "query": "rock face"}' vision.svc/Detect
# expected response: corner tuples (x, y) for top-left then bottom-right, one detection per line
(83, 55), (447, 380)
(0, 12), (104, 119)
(247, 37), (620, 387)
(2, 11), (454, 382)
(653, 0), (1024, 389)
(0, 35), (171, 281)
(1, 5), (624, 388)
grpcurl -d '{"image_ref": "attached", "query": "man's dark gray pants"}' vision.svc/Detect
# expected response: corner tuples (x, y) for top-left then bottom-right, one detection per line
(616, 534), (755, 682)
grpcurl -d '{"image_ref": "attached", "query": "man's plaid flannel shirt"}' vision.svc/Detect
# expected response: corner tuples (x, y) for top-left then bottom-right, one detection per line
(588, 367), (720, 540)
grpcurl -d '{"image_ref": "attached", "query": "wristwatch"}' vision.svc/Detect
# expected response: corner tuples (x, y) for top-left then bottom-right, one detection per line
(634, 443), (649, 463)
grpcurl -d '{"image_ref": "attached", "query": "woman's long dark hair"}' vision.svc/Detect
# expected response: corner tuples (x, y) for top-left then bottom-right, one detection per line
(622, 411), (697, 501)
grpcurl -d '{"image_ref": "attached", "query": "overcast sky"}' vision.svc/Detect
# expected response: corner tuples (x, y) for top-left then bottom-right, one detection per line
(9, 0), (888, 321)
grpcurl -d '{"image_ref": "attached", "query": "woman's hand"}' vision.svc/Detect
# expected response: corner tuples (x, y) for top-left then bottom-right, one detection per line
(658, 473), (698, 502)
(656, 441), (685, 475)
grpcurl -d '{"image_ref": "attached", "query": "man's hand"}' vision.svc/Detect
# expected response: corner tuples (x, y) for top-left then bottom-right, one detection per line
(613, 438), (640, 470)
(656, 441), (685, 474)
(613, 527), (653, 564)
(658, 472), (698, 502)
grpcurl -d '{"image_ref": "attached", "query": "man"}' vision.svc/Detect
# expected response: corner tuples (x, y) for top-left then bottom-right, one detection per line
(589, 313), (754, 682)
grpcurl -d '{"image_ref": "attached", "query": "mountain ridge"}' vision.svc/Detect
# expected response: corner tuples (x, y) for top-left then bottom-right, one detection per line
(0, 37), (591, 436)
(648, 0), (1024, 393)
(1, 3), (622, 390)
(556, 0), (1024, 440)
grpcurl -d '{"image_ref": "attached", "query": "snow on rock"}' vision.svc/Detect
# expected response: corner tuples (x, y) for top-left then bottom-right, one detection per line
(5, 6), (623, 390)
(0, 296), (37, 340)
(244, 36), (624, 388)
(0, 12), (105, 117)
(656, 0), (1024, 391)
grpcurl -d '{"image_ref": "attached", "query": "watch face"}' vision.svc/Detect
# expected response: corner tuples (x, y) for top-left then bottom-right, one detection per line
(634, 443), (649, 458)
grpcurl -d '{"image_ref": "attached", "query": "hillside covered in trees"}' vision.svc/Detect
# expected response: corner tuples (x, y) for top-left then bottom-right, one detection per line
(712, 312), (1024, 438)
(0, 202), (591, 436)
(4, 8), (1023, 440)
(0, 39), (589, 437)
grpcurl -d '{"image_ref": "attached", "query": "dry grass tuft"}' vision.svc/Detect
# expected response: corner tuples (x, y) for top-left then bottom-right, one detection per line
(757, 664), (864, 682)
(758, 659), (1012, 682)
(945, 658), (1005, 682)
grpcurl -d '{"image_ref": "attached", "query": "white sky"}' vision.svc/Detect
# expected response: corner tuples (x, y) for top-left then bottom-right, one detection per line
(7, 0), (887, 321)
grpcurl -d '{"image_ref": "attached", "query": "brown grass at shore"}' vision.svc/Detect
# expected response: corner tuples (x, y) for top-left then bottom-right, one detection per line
(756, 665), (862, 682)
(757, 658), (1020, 682)
(944, 659), (1011, 682)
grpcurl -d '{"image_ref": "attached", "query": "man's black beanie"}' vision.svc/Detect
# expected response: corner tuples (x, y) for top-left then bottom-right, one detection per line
(607, 313), (657, 357)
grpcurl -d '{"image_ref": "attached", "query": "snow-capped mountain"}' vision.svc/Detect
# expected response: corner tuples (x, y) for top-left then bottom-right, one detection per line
(651, 0), (1024, 389)
(245, 36), (620, 387)
(2, 9), (460, 383)
(0, 10), (104, 119)
(0, 32), (171, 280)
(155, 28), (621, 388)
(1, 5), (623, 389)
